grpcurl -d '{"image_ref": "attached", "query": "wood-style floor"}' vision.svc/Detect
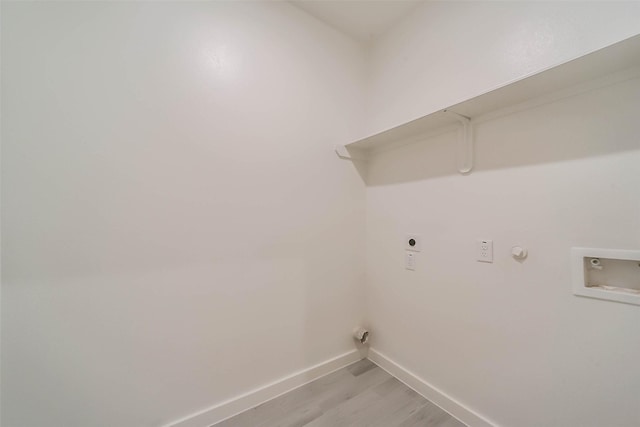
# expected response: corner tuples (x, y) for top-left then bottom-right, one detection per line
(213, 359), (466, 427)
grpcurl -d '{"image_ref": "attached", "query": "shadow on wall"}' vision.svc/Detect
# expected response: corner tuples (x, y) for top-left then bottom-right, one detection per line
(358, 75), (640, 187)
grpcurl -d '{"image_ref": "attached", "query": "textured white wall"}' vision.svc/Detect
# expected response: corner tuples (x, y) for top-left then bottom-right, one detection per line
(1, 2), (366, 426)
(366, 2), (640, 426)
(368, 1), (640, 135)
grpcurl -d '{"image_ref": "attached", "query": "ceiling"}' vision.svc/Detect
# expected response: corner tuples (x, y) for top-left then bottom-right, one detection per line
(290, 1), (424, 42)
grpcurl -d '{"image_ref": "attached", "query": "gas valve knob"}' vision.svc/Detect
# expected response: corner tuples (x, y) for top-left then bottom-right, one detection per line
(511, 246), (528, 260)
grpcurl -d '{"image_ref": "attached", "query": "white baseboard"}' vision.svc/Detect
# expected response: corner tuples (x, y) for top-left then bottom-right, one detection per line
(368, 348), (498, 427)
(164, 350), (363, 427)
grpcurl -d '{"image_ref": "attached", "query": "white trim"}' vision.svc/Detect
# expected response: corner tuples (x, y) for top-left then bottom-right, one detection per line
(164, 350), (363, 427)
(368, 349), (498, 427)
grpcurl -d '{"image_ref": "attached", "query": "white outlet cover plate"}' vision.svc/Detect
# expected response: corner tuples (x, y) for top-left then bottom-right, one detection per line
(406, 234), (421, 252)
(477, 239), (493, 263)
(405, 251), (416, 270)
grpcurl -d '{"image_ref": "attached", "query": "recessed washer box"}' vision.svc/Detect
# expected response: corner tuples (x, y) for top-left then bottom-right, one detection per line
(571, 247), (640, 306)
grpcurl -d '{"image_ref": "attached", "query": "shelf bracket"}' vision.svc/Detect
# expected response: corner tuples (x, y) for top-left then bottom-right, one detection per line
(335, 145), (353, 160)
(443, 109), (473, 174)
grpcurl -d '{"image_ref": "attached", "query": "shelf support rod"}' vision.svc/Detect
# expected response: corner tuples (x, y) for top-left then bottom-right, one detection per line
(443, 109), (473, 174)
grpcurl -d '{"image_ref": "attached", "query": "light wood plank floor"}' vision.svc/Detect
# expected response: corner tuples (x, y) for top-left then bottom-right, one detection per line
(213, 359), (466, 427)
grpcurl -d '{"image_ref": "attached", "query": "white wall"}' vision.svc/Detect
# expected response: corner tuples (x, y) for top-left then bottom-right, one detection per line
(366, 2), (640, 426)
(1, 2), (367, 426)
(368, 1), (640, 135)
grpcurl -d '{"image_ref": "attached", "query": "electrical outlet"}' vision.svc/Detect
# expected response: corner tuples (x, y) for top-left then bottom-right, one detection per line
(405, 251), (416, 270)
(477, 239), (493, 263)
